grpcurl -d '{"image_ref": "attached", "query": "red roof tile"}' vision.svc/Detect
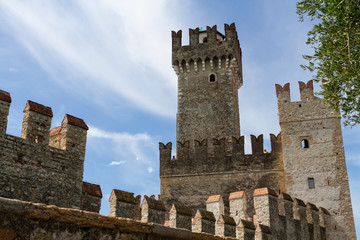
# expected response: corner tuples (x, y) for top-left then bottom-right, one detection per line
(50, 126), (62, 136)
(206, 195), (222, 203)
(229, 191), (244, 200)
(0, 89), (11, 103)
(253, 188), (277, 197)
(63, 114), (88, 130)
(82, 181), (102, 198)
(25, 100), (53, 117)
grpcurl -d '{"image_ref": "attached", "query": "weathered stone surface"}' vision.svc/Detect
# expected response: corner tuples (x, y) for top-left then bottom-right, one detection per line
(109, 189), (141, 219)
(0, 98), (101, 212)
(81, 182), (102, 213)
(0, 197), (237, 240)
(173, 24), (242, 145)
(192, 209), (216, 235)
(169, 204), (193, 230)
(141, 196), (166, 224)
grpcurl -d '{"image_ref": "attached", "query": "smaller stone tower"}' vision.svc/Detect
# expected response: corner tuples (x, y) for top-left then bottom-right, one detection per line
(276, 80), (356, 239)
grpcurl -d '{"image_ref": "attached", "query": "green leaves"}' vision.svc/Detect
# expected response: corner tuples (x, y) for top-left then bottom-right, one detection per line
(297, 0), (360, 126)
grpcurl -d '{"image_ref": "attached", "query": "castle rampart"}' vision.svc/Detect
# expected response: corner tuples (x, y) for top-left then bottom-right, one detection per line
(0, 90), (101, 212)
(0, 187), (334, 239)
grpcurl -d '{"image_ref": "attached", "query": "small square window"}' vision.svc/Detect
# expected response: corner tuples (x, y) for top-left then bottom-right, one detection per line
(308, 178), (315, 189)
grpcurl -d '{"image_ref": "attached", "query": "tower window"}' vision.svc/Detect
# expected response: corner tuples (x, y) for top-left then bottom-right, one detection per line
(209, 73), (216, 82)
(301, 139), (309, 149)
(308, 178), (315, 189)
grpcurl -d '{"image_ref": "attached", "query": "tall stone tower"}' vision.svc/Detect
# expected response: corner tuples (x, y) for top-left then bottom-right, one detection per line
(276, 80), (356, 239)
(172, 23), (243, 146)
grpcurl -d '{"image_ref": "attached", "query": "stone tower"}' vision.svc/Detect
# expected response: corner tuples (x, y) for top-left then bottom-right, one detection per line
(172, 23), (243, 147)
(276, 80), (356, 239)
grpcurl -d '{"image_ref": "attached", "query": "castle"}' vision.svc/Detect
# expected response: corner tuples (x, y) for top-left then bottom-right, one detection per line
(0, 23), (356, 239)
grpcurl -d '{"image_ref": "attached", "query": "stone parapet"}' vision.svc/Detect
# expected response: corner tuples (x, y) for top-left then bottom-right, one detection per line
(159, 134), (283, 177)
(276, 80), (341, 123)
(0, 90), (100, 212)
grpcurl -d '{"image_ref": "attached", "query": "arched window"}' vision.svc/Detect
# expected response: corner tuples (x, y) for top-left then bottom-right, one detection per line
(301, 139), (309, 149)
(209, 73), (216, 82)
(202, 37), (208, 43)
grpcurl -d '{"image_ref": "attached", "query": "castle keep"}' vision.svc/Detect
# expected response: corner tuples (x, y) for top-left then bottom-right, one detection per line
(159, 23), (356, 239)
(0, 23), (357, 239)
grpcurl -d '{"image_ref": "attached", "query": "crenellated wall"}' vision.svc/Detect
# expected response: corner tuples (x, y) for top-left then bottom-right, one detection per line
(0, 90), (102, 212)
(160, 134), (283, 176)
(103, 187), (336, 239)
(160, 134), (285, 214)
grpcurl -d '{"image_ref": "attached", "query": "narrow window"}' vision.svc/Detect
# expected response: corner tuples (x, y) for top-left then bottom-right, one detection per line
(209, 74), (216, 82)
(301, 139), (309, 149)
(308, 178), (315, 189)
(202, 37), (208, 43)
(35, 136), (39, 143)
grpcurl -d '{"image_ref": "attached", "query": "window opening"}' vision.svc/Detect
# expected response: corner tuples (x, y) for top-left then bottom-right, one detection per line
(35, 136), (39, 143)
(308, 178), (315, 189)
(202, 37), (208, 43)
(209, 74), (216, 82)
(301, 139), (309, 149)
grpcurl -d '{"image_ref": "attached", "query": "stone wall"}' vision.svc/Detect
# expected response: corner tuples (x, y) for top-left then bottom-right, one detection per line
(0, 90), (102, 212)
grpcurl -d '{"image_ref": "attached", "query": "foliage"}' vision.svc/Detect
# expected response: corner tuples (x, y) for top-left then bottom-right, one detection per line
(297, 0), (360, 126)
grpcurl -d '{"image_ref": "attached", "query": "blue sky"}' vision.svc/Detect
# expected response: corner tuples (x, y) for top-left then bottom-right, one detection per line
(0, 0), (359, 236)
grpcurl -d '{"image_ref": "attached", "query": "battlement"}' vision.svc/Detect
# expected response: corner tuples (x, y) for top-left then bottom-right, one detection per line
(275, 80), (341, 123)
(0, 89), (101, 212)
(106, 187), (335, 239)
(172, 23), (242, 88)
(159, 134), (282, 176)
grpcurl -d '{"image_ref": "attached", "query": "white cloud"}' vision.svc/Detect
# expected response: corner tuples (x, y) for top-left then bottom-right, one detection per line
(8, 67), (18, 72)
(147, 167), (154, 173)
(88, 126), (152, 164)
(109, 161), (125, 166)
(0, 0), (184, 117)
(86, 125), (159, 195)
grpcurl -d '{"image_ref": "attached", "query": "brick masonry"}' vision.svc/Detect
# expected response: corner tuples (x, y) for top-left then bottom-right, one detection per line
(0, 93), (102, 212)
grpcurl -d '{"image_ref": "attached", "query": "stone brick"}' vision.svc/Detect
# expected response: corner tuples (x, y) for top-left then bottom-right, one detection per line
(169, 203), (192, 230)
